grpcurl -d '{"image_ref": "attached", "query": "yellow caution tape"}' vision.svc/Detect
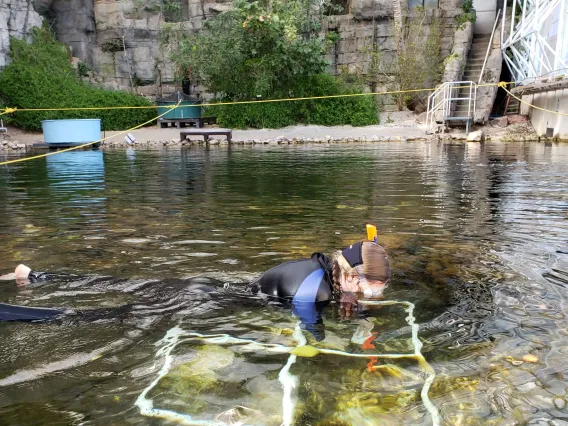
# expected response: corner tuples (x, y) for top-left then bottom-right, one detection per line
(0, 82), (510, 115)
(0, 100), (181, 166)
(499, 81), (568, 117)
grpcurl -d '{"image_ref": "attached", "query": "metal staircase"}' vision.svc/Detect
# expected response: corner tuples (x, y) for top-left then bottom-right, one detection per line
(426, 81), (477, 134)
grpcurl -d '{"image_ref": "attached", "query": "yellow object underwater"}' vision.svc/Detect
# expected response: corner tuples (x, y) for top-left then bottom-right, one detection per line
(290, 345), (320, 357)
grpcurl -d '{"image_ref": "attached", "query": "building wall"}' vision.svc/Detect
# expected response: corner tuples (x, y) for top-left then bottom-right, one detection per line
(472, 0), (496, 34)
(512, 0), (567, 139)
(521, 89), (568, 139)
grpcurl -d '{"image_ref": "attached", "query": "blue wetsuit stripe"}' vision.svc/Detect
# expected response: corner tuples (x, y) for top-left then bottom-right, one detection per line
(292, 268), (325, 303)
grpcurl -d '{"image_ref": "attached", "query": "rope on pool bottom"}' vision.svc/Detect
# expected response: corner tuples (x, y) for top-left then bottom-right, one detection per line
(133, 300), (440, 426)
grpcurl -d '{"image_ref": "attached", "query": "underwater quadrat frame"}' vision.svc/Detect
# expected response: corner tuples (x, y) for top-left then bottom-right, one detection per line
(134, 299), (441, 426)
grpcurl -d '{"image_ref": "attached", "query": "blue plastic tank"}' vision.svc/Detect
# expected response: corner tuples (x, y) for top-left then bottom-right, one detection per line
(42, 119), (102, 145)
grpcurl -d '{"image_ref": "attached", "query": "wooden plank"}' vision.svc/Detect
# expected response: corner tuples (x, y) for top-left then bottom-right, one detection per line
(180, 128), (232, 134)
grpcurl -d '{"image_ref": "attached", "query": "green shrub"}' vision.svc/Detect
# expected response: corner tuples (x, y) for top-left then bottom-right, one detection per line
(0, 27), (156, 131)
(77, 61), (90, 78)
(456, 0), (477, 29)
(207, 74), (379, 129)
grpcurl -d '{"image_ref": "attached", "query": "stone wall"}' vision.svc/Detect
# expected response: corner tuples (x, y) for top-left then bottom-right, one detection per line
(1, 0), (466, 107)
(0, 0), (43, 68)
(442, 22), (473, 82)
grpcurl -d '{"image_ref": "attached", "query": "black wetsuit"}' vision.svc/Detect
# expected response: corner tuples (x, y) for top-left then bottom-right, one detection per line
(1, 254), (335, 339)
(253, 253), (334, 340)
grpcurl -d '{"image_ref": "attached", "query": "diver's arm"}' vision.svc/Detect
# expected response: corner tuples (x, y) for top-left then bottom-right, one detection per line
(0, 303), (65, 321)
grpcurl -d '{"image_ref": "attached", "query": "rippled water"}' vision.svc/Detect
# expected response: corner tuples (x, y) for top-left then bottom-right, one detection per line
(1, 142), (567, 425)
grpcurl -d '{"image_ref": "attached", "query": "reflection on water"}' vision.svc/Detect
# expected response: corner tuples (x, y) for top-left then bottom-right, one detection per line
(0, 142), (568, 425)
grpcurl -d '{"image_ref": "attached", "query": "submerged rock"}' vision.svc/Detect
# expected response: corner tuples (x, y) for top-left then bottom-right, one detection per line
(159, 345), (235, 394)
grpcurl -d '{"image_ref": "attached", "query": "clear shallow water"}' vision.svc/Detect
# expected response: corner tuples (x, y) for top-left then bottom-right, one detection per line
(0, 142), (567, 425)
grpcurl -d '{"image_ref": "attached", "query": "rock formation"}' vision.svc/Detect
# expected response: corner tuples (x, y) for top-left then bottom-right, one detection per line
(1, 0), (479, 113)
(0, 0), (43, 68)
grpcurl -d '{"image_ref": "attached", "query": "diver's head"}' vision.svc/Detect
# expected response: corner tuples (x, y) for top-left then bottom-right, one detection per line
(332, 242), (390, 298)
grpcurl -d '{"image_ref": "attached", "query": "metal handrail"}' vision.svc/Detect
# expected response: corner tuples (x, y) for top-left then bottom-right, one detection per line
(479, 9), (502, 84)
(426, 81), (477, 133)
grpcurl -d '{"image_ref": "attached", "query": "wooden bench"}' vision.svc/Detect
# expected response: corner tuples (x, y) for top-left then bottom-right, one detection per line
(180, 128), (232, 143)
(158, 116), (217, 129)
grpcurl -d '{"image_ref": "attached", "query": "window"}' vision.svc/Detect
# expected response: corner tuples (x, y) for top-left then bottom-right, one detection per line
(408, 0), (438, 9)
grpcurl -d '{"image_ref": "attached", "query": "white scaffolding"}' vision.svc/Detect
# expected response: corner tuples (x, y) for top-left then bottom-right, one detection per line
(501, 0), (568, 83)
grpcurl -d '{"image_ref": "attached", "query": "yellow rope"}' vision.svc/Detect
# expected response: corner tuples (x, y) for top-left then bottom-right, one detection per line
(0, 100), (182, 166)
(0, 82), (508, 116)
(0, 81), (516, 166)
(498, 81), (568, 117)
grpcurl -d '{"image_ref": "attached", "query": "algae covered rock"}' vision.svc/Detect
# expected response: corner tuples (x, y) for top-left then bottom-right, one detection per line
(159, 345), (235, 394)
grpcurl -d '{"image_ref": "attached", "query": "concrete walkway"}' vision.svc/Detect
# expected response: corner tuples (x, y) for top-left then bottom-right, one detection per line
(9, 122), (429, 145)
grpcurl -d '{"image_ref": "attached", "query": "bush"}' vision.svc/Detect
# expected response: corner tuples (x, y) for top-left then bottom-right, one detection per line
(456, 0), (477, 29)
(0, 27), (156, 131)
(208, 74), (379, 129)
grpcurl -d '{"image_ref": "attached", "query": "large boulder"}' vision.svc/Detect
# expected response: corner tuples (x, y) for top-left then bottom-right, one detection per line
(33, 0), (53, 15)
(466, 130), (484, 141)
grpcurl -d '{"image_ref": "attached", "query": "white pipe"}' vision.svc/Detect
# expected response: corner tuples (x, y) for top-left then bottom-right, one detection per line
(501, 0), (507, 48)
(479, 9), (502, 84)
(510, 0), (518, 43)
(559, 0), (568, 71)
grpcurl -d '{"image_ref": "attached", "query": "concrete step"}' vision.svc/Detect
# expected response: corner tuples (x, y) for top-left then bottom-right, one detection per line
(471, 41), (490, 46)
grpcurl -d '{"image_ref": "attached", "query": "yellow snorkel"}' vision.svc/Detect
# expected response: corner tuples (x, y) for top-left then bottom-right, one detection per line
(366, 224), (378, 244)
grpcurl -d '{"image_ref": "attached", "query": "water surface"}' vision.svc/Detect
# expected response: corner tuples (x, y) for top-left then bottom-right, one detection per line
(1, 142), (567, 425)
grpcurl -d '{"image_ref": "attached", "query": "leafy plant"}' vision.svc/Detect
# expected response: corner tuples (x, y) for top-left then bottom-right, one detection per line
(163, 0), (377, 127)
(101, 38), (124, 53)
(456, 0), (477, 29)
(171, 0), (329, 98)
(207, 74), (378, 129)
(0, 27), (156, 131)
(77, 61), (90, 77)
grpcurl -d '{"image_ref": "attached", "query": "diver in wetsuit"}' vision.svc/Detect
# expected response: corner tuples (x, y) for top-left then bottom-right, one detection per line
(0, 241), (390, 338)
(252, 242), (390, 338)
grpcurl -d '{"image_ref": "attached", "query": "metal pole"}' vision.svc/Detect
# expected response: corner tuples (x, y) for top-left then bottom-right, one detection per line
(510, 0), (517, 42)
(479, 9), (502, 84)
(554, 0), (567, 72)
(501, 0), (507, 47)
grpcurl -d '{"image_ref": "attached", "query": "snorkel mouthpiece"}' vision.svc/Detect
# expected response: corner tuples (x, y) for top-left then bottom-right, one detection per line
(363, 287), (383, 298)
(357, 266), (386, 298)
